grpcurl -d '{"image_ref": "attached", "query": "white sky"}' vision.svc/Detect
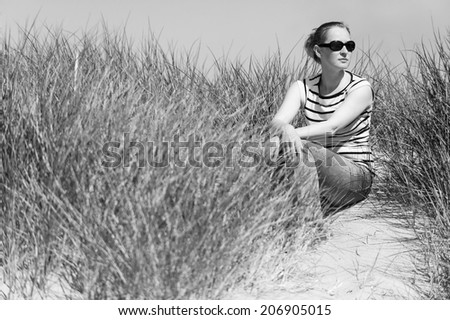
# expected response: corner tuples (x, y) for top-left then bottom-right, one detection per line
(2, 0), (449, 67)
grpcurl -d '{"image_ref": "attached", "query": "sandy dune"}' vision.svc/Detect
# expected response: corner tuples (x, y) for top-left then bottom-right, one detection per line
(229, 198), (428, 299)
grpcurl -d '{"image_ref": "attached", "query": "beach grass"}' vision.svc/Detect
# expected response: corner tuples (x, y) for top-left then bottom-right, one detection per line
(370, 30), (450, 299)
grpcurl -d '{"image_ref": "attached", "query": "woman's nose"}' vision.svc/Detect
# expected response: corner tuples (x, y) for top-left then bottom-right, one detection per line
(340, 48), (348, 56)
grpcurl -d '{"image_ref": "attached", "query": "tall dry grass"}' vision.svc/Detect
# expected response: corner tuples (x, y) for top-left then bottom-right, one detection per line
(370, 31), (450, 298)
(2, 27), (321, 299)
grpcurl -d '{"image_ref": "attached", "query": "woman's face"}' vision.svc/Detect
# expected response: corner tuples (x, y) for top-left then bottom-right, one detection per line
(316, 27), (352, 70)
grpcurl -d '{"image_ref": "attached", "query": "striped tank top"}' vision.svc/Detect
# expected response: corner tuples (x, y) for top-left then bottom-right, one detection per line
(300, 71), (374, 169)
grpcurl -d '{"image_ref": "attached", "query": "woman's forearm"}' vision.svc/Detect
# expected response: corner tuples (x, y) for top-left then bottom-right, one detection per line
(295, 121), (337, 139)
(271, 118), (336, 140)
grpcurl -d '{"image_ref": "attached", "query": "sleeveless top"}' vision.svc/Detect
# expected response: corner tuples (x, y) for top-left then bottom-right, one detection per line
(299, 71), (374, 170)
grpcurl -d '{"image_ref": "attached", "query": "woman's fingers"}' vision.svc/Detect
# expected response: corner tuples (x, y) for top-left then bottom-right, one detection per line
(281, 134), (298, 161)
(266, 135), (280, 160)
(270, 123), (304, 166)
(280, 132), (293, 157)
(293, 136), (304, 162)
(272, 123), (303, 165)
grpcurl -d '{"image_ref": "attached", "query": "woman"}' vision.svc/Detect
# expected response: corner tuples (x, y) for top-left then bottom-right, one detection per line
(270, 21), (374, 215)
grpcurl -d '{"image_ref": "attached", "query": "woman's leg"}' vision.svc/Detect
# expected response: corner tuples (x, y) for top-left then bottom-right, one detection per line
(265, 136), (372, 216)
(303, 141), (373, 215)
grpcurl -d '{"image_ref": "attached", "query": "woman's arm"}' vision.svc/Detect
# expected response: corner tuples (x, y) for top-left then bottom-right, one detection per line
(270, 82), (306, 155)
(295, 85), (373, 139)
(271, 81), (305, 127)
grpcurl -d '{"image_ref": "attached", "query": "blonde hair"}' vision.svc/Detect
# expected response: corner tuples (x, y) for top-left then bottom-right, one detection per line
(304, 21), (350, 63)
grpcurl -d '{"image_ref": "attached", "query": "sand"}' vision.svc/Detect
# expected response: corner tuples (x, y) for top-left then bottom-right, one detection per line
(228, 198), (428, 300)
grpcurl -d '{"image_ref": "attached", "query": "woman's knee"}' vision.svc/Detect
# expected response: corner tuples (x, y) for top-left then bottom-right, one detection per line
(319, 174), (372, 212)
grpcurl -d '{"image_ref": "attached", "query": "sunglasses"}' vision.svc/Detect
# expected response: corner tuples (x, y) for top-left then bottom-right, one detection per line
(318, 40), (356, 52)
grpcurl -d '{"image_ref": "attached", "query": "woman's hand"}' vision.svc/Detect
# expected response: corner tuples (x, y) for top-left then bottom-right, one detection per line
(271, 120), (303, 161)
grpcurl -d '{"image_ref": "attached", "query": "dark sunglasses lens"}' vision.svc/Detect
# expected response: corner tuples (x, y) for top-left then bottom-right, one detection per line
(329, 41), (344, 51)
(346, 41), (356, 51)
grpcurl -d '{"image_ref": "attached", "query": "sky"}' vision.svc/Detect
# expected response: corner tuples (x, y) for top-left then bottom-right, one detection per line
(2, 0), (449, 68)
